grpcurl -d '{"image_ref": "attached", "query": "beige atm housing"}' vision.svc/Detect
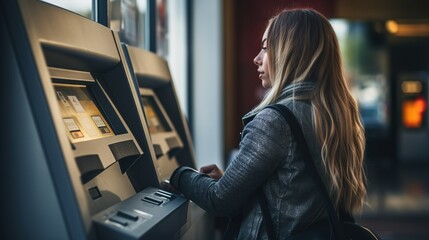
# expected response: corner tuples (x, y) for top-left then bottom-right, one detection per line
(2, 0), (188, 239)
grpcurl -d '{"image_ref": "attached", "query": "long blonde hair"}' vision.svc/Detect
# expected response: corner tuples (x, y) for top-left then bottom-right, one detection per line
(253, 9), (366, 213)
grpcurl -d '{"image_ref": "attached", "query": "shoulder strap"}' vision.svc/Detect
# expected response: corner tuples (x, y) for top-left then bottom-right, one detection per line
(261, 104), (346, 240)
(258, 189), (277, 240)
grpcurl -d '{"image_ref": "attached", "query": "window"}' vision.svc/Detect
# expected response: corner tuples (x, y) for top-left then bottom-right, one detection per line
(41, 0), (92, 19)
(110, 0), (147, 49)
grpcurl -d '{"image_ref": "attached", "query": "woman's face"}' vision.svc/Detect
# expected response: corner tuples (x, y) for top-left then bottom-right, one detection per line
(253, 28), (271, 89)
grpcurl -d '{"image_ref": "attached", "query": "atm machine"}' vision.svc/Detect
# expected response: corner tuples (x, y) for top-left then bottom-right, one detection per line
(119, 45), (216, 239)
(1, 0), (188, 239)
(119, 45), (196, 184)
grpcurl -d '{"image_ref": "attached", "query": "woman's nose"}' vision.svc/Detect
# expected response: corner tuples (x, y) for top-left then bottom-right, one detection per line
(254, 54), (261, 66)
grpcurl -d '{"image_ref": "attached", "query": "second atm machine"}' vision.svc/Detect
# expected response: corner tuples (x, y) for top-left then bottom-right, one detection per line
(121, 45), (216, 239)
(2, 0), (188, 239)
(121, 45), (197, 184)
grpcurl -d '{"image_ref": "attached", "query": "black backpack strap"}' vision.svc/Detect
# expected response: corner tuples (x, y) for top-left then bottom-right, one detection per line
(260, 104), (346, 240)
(222, 215), (241, 240)
(257, 189), (277, 240)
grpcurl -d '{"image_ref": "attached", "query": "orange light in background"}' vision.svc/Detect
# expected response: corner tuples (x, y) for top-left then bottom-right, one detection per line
(402, 81), (422, 94)
(402, 97), (427, 128)
(386, 20), (399, 34)
(386, 20), (429, 37)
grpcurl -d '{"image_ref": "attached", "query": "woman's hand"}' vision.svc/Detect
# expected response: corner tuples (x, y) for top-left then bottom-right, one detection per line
(199, 164), (224, 181)
(160, 179), (180, 194)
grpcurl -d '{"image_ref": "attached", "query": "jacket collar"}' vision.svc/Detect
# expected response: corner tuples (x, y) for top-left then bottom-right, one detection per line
(242, 82), (314, 126)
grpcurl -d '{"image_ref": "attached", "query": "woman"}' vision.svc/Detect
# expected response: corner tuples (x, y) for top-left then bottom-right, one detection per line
(170, 8), (366, 239)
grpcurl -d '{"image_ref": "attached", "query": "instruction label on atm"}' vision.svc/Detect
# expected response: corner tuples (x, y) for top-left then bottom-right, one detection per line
(91, 115), (111, 134)
(68, 95), (85, 113)
(56, 91), (70, 108)
(63, 117), (84, 138)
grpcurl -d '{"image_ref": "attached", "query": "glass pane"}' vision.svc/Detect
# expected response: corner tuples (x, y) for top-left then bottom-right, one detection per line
(41, 0), (92, 19)
(110, 0), (146, 49)
(331, 19), (390, 130)
(156, 0), (169, 58)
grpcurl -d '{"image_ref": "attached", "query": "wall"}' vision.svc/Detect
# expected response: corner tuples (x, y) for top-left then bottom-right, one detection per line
(192, 0), (224, 169)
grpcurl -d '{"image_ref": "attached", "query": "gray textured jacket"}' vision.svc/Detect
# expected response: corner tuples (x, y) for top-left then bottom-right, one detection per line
(171, 83), (330, 239)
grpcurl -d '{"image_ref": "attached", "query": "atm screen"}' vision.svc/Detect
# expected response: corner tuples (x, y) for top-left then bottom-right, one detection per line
(54, 84), (115, 143)
(141, 96), (171, 134)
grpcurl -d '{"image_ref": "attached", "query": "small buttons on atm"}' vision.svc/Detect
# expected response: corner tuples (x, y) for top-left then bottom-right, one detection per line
(108, 215), (128, 227)
(142, 196), (164, 205)
(117, 210), (139, 221)
(107, 210), (139, 227)
(155, 190), (175, 200)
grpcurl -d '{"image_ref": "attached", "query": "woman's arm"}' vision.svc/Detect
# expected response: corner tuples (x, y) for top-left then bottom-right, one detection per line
(170, 109), (291, 216)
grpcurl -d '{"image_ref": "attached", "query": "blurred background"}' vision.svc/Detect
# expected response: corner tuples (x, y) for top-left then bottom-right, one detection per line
(26, 0), (429, 239)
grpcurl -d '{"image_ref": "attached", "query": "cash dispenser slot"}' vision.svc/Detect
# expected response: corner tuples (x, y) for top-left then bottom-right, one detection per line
(142, 196), (164, 205)
(108, 215), (128, 227)
(154, 190), (175, 200)
(116, 210), (139, 221)
(142, 189), (176, 205)
(108, 210), (139, 227)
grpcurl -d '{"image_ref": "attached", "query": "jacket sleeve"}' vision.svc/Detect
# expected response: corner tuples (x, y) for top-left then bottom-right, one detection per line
(170, 108), (291, 216)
